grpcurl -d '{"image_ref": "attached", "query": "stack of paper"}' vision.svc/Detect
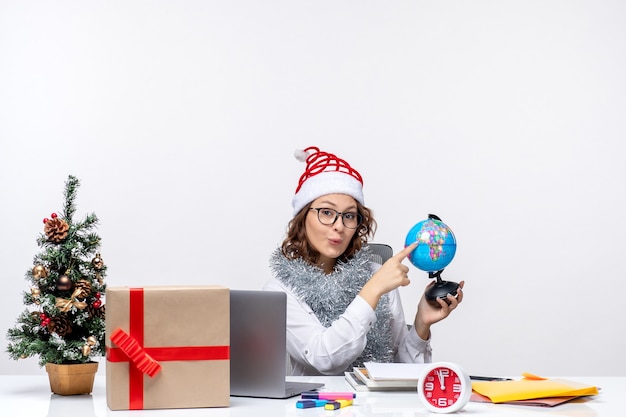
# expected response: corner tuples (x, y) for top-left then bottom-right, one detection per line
(344, 362), (427, 391)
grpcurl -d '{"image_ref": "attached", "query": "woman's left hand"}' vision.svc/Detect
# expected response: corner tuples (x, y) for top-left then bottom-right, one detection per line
(413, 281), (464, 340)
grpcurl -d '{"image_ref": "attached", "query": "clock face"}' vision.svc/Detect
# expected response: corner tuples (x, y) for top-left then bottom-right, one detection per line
(418, 362), (471, 413)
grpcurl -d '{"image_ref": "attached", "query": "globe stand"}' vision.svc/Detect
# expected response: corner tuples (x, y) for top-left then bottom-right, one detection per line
(425, 269), (460, 306)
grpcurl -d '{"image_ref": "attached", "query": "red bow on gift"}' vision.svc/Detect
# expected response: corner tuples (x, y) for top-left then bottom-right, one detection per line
(110, 328), (162, 377)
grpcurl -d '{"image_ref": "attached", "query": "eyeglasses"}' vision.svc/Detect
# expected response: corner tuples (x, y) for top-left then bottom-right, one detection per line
(309, 208), (362, 229)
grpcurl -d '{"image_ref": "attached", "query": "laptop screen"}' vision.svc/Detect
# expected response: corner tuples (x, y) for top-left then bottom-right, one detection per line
(230, 290), (288, 397)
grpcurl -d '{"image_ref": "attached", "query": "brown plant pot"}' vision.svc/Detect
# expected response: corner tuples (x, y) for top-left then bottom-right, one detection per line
(45, 362), (98, 395)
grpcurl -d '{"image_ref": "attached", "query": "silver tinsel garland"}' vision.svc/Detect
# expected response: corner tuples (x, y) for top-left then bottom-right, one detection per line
(270, 247), (395, 369)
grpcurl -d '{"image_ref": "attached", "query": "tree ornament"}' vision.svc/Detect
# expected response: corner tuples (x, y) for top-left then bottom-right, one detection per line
(91, 253), (104, 270)
(74, 279), (92, 299)
(31, 288), (41, 305)
(87, 303), (105, 319)
(55, 288), (88, 313)
(40, 313), (51, 327)
(32, 265), (48, 279)
(47, 315), (73, 336)
(56, 275), (73, 291)
(92, 299), (102, 309)
(81, 335), (98, 356)
(44, 217), (70, 243)
(51, 212), (58, 219)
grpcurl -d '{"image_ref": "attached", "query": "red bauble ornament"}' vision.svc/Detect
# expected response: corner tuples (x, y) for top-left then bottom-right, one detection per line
(95, 292), (101, 299)
(92, 300), (102, 309)
(43, 218), (49, 223)
(51, 213), (58, 219)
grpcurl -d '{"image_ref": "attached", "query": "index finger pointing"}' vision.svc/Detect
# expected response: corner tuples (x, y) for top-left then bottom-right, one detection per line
(394, 241), (418, 261)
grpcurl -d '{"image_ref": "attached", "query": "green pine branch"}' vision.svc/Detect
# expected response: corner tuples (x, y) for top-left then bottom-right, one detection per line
(62, 175), (80, 222)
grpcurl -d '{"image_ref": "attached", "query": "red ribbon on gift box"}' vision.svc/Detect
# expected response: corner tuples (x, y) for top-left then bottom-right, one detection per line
(107, 288), (230, 410)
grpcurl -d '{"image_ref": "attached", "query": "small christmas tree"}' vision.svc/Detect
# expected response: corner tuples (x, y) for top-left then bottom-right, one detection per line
(7, 175), (107, 366)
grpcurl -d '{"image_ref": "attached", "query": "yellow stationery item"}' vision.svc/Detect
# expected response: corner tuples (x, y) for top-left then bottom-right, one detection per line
(471, 374), (598, 404)
(324, 399), (353, 410)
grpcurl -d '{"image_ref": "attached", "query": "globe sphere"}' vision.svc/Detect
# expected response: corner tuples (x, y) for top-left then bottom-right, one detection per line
(405, 218), (456, 272)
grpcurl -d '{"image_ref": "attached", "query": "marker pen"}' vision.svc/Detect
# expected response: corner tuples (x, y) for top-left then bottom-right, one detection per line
(470, 375), (513, 381)
(296, 399), (328, 409)
(324, 399), (353, 410)
(301, 391), (356, 400)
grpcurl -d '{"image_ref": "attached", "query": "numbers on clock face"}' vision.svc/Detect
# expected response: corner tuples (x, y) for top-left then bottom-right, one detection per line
(422, 367), (463, 408)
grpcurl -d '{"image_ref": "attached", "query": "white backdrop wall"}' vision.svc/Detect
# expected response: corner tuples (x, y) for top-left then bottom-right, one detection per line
(1, 1), (625, 376)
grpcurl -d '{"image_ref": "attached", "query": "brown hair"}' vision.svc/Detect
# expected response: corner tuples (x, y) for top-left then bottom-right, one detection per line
(281, 200), (377, 265)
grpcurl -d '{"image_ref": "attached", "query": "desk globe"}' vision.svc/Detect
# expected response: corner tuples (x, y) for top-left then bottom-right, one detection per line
(405, 214), (460, 306)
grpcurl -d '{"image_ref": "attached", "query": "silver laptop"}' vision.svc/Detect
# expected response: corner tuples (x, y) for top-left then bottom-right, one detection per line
(230, 290), (324, 398)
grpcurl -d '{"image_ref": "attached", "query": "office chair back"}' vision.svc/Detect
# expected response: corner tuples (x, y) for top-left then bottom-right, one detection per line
(368, 243), (393, 264)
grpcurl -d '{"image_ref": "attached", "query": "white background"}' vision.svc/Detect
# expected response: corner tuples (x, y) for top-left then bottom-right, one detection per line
(1, 1), (625, 377)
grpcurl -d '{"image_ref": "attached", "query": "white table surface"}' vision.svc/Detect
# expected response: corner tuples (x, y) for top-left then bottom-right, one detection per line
(0, 374), (618, 417)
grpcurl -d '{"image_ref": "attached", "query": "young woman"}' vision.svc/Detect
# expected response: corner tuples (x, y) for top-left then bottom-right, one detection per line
(264, 146), (464, 376)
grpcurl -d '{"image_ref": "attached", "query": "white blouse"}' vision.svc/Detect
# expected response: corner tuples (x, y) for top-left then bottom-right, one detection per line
(263, 263), (432, 376)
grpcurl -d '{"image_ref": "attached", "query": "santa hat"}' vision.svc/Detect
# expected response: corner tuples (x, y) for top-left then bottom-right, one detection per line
(292, 146), (364, 216)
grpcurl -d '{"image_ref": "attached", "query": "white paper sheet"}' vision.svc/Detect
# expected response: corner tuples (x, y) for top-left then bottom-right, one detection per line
(363, 362), (429, 381)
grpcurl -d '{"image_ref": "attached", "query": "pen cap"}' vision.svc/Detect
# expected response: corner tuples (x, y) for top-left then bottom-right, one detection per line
(324, 399), (353, 410)
(296, 399), (327, 409)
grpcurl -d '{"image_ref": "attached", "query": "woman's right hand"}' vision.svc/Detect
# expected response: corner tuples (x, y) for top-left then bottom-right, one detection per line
(359, 242), (418, 309)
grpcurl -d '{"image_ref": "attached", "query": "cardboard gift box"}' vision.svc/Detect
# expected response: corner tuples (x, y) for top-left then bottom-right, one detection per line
(105, 286), (230, 410)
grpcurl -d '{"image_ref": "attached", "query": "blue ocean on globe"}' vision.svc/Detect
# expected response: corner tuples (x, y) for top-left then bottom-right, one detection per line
(405, 218), (457, 272)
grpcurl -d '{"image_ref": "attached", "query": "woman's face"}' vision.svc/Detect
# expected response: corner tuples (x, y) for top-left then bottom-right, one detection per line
(305, 193), (358, 272)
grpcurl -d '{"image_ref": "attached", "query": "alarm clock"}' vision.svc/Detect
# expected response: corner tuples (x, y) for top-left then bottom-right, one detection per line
(417, 362), (472, 413)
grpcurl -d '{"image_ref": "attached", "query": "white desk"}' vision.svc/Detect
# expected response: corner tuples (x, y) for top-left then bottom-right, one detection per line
(0, 375), (618, 416)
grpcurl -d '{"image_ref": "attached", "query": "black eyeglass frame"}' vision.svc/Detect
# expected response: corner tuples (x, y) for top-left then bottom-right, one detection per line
(308, 207), (363, 229)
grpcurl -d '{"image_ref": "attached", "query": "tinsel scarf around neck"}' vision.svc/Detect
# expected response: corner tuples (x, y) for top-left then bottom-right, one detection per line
(270, 247), (395, 368)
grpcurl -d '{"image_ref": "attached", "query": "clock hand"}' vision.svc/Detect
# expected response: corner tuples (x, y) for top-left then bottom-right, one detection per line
(437, 370), (445, 390)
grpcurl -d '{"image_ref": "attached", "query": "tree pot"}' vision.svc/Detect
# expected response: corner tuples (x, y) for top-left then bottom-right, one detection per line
(45, 362), (98, 395)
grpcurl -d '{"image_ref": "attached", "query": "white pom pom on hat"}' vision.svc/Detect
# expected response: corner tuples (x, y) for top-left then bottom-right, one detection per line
(291, 146), (364, 216)
(294, 149), (309, 162)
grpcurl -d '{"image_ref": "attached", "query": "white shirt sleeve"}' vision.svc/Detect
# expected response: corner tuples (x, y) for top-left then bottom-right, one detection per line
(263, 278), (376, 375)
(387, 288), (432, 363)
(263, 266), (432, 376)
